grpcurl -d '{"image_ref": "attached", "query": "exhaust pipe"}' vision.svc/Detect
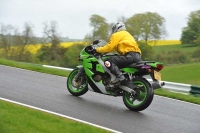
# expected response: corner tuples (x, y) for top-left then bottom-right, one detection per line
(119, 85), (136, 94)
(160, 81), (165, 86)
(152, 81), (165, 90)
(119, 81), (165, 91)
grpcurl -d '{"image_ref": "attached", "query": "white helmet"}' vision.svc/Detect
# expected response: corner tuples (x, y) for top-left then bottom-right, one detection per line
(111, 22), (126, 34)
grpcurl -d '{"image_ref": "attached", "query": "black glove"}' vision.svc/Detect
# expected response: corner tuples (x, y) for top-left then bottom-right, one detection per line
(87, 46), (96, 54)
(93, 40), (100, 45)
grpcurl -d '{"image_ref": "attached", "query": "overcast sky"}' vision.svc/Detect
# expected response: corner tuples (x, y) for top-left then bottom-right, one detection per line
(1, 0), (200, 40)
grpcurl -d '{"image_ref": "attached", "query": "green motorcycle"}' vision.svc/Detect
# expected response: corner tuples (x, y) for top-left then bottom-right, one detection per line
(67, 40), (165, 111)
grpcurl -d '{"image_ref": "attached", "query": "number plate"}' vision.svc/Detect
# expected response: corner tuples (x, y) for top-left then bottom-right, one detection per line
(154, 71), (161, 81)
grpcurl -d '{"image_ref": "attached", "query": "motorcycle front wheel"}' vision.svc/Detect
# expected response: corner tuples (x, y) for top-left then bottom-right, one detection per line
(123, 78), (154, 111)
(67, 68), (88, 96)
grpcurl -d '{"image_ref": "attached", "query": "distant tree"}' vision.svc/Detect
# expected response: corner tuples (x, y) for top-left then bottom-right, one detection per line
(194, 36), (200, 45)
(126, 14), (143, 41)
(180, 27), (197, 44)
(193, 45), (200, 59)
(14, 22), (35, 61)
(126, 12), (167, 43)
(63, 44), (85, 68)
(37, 21), (63, 64)
(0, 23), (36, 61)
(84, 14), (109, 42)
(0, 24), (15, 58)
(180, 10), (200, 45)
(43, 21), (61, 49)
(138, 41), (154, 60)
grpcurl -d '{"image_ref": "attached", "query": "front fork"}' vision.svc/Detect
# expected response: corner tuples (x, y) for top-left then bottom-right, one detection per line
(74, 67), (84, 82)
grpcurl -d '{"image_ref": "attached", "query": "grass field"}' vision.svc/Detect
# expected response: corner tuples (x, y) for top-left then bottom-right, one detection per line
(0, 100), (111, 133)
(161, 63), (200, 86)
(152, 44), (198, 54)
(151, 44), (199, 86)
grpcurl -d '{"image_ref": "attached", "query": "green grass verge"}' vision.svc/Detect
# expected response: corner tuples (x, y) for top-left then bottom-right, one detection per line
(0, 59), (70, 77)
(154, 89), (200, 105)
(152, 44), (198, 54)
(161, 63), (200, 86)
(0, 100), (111, 133)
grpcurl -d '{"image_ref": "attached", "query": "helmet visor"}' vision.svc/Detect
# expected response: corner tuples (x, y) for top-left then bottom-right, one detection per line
(111, 25), (116, 34)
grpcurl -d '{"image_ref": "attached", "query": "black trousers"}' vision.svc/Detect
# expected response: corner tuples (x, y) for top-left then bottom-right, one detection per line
(106, 52), (142, 69)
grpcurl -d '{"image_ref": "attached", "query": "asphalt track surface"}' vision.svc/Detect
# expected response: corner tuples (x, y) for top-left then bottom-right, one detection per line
(0, 65), (200, 133)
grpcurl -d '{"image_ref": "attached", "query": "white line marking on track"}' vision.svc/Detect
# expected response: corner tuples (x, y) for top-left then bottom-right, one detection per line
(0, 97), (122, 133)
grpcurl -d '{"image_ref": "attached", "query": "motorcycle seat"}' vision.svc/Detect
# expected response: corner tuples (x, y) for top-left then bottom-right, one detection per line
(128, 61), (156, 67)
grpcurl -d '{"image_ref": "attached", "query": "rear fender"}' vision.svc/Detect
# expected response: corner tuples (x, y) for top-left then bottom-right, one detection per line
(149, 62), (164, 69)
(136, 78), (153, 90)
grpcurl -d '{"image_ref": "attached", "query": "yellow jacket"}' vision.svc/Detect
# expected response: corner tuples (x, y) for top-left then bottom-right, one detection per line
(96, 30), (141, 55)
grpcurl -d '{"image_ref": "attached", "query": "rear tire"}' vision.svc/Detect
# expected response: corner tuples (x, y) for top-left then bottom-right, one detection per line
(67, 68), (88, 96)
(123, 78), (154, 111)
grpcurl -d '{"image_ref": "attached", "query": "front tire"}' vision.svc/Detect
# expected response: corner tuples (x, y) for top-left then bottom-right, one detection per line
(67, 68), (88, 96)
(123, 78), (154, 111)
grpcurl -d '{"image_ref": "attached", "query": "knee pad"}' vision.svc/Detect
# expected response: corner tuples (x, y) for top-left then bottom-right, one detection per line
(104, 60), (112, 68)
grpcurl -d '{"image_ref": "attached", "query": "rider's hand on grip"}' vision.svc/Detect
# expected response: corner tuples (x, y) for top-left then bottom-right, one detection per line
(87, 46), (96, 54)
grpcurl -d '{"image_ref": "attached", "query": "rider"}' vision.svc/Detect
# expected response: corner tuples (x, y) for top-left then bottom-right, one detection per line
(92, 22), (142, 84)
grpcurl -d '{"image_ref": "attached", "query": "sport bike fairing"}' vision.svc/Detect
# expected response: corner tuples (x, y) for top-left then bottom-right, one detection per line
(67, 40), (165, 111)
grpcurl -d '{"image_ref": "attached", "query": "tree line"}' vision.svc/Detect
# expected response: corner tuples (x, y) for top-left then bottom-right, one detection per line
(0, 10), (200, 67)
(85, 12), (167, 44)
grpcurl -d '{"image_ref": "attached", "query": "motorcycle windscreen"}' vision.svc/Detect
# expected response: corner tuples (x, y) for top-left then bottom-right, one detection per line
(93, 40), (107, 48)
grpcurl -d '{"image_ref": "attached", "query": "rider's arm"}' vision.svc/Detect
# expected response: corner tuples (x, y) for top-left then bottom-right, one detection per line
(96, 34), (120, 54)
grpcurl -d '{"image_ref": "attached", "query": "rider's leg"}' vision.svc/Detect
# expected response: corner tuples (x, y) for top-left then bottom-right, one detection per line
(109, 63), (125, 84)
(105, 52), (142, 84)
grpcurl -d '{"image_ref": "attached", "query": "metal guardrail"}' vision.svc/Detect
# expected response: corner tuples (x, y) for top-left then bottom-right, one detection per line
(43, 65), (74, 71)
(147, 78), (200, 95)
(43, 65), (200, 95)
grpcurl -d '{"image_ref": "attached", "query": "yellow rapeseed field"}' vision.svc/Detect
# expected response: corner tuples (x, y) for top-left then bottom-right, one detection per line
(147, 40), (181, 46)
(0, 40), (181, 55)
(26, 42), (85, 54)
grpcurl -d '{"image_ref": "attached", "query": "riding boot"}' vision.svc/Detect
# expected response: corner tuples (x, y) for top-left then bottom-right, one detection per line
(110, 64), (125, 84)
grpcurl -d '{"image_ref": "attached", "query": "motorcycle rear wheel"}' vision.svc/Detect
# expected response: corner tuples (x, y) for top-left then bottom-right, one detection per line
(67, 68), (88, 96)
(123, 78), (154, 111)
